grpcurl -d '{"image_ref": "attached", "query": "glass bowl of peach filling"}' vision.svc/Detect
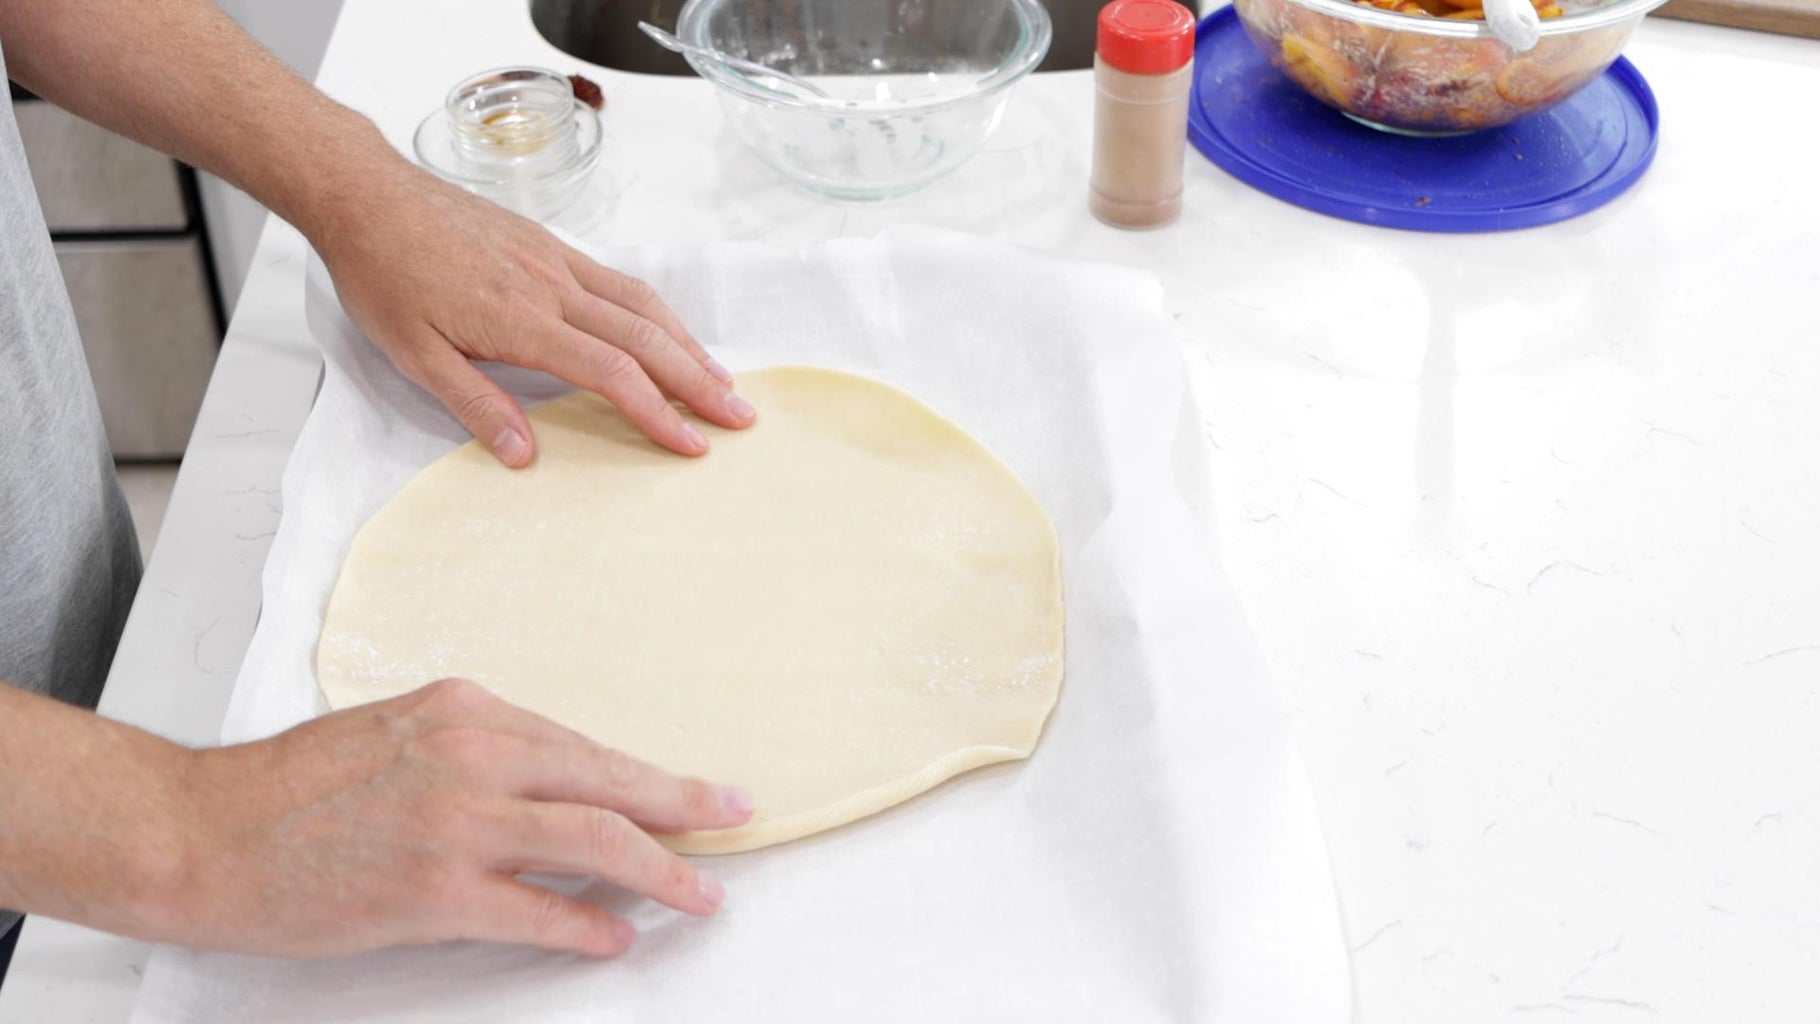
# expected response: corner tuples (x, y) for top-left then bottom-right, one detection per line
(1230, 0), (1669, 135)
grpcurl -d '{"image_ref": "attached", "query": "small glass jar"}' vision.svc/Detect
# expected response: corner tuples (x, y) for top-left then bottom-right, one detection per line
(413, 67), (601, 222)
(446, 68), (580, 169)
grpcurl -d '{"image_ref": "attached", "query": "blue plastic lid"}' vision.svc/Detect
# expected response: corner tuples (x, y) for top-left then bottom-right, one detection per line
(1187, 5), (1660, 232)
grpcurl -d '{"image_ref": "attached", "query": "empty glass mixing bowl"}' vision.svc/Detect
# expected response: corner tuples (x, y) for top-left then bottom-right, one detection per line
(675, 0), (1053, 200)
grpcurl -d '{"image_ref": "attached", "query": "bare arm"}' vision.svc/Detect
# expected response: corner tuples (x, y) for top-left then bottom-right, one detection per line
(0, 0), (757, 464)
(0, 684), (188, 940)
(0, 0), (396, 249)
(0, 680), (753, 956)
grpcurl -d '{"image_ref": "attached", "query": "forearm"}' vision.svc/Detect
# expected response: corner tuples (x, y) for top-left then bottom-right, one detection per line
(3, 0), (752, 470)
(0, 0), (408, 244)
(0, 684), (192, 938)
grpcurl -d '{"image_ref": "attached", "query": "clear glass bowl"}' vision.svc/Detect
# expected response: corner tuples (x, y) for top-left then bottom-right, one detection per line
(1231, 0), (1669, 135)
(675, 0), (1053, 200)
(413, 67), (602, 221)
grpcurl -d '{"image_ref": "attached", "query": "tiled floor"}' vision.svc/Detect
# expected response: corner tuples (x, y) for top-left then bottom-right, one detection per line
(115, 463), (179, 559)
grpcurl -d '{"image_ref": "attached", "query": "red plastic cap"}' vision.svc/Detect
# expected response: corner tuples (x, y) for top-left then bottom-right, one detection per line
(1097, 0), (1196, 75)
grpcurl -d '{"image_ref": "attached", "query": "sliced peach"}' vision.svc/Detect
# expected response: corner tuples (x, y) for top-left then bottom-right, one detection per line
(1494, 56), (1583, 105)
(1280, 33), (1359, 107)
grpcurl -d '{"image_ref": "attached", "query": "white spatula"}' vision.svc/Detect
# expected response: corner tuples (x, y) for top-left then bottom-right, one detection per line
(1483, 0), (1542, 52)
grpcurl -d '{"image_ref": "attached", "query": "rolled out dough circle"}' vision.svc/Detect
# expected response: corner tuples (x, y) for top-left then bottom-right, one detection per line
(316, 367), (1064, 854)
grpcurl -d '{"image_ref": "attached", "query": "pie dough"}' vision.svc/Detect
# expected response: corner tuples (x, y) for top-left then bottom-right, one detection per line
(316, 367), (1064, 854)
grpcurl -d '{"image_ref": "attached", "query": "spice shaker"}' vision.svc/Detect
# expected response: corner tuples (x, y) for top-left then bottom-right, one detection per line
(1089, 0), (1196, 229)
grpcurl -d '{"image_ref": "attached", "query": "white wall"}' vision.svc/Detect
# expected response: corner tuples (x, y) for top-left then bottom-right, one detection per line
(199, 0), (346, 313)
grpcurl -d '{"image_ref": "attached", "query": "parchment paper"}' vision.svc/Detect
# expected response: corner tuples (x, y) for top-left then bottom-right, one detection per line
(131, 228), (1350, 1023)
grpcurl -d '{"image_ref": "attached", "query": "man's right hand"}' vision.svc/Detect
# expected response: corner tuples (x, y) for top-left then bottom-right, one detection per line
(159, 678), (752, 958)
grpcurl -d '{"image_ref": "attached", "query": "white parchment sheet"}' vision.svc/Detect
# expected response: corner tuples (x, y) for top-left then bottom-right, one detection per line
(132, 229), (1350, 1022)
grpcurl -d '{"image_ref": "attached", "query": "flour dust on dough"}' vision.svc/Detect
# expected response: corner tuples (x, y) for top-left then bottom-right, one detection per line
(316, 366), (1064, 854)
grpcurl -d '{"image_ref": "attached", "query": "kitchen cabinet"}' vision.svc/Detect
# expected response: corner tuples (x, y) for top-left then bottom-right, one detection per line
(10, 87), (224, 459)
(52, 240), (220, 459)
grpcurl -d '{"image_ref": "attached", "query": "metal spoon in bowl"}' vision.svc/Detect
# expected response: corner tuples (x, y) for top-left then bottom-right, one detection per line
(1482, 0), (1541, 53)
(636, 22), (832, 100)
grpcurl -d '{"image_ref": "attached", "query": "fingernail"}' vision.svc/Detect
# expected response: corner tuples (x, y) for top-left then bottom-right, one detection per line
(698, 874), (725, 908)
(493, 427), (530, 465)
(725, 392), (756, 422)
(613, 918), (637, 949)
(705, 358), (734, 384)
(717, 785), (755, 819)
(682, 423), (708, 452)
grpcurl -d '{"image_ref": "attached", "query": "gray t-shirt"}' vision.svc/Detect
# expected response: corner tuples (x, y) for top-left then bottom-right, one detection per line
(2, 47), (145, 932)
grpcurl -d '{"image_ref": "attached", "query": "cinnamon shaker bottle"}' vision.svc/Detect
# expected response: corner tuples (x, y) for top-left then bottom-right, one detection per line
(1090, 0), (1196, 229)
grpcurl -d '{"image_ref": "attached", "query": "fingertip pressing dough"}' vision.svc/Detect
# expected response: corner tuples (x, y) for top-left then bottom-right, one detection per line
(316, 366), (1065, 854)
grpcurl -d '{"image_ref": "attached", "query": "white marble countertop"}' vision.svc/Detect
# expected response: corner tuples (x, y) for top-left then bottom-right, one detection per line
(5, 2), (1818, 1020)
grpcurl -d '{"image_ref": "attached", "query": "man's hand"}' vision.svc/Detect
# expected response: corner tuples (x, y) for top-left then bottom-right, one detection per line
(313, 175), (757, 467)
(169, 678), (752, 958)
(0, 679), (752, 959)
(0, 0), (755, 469)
